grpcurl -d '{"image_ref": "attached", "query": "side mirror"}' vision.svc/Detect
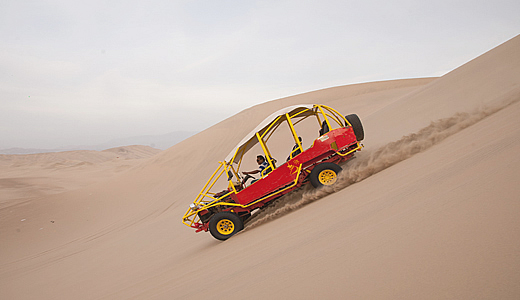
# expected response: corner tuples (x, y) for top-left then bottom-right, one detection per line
(227, 170), (233, 181)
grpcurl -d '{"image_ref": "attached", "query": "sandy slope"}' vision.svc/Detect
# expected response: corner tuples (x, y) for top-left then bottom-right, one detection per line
(1, 35), (519, 299)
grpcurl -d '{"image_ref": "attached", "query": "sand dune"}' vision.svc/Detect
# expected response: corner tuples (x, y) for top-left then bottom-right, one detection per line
(0, 145), (160, 204)
(1, 35), (519, 299)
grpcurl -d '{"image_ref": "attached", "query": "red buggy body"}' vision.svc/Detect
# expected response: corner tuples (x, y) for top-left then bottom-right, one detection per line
(182, 104), (364, 240)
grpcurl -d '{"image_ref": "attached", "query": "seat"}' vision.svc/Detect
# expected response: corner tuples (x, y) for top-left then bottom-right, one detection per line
(287, 137), (303, 161)
(319, 121), (329, 136)
(261, 156), (276, 176)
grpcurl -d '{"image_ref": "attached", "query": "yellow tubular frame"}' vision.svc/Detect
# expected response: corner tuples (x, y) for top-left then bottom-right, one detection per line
(317, 105), (332, 132)
(182, 104), (360, 229)
(286, 113), (303, 153)
(182, 164), (303, 227)
(256, 132), (275, 177)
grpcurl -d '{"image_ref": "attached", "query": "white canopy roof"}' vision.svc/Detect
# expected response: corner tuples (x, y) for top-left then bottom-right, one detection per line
(225, 104), (315, 164)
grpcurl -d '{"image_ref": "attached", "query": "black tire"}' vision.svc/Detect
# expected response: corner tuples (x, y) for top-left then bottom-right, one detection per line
(345, 114), (364, 141)
(309, 162), (342, 188)
(209, 211), (244, 241)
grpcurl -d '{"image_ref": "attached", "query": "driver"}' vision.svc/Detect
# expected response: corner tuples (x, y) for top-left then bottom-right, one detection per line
(241, 155), (268, 184)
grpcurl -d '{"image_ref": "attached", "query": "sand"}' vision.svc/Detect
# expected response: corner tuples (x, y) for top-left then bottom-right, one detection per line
(0, 145), (161, 204)
(1, 35), (519, 299)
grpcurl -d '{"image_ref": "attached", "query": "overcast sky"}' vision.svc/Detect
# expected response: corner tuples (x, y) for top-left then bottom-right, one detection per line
(1, 0), (519, 149)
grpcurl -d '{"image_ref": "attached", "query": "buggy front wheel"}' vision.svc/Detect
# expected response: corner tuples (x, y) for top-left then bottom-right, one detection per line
(209, 212), (244, 240)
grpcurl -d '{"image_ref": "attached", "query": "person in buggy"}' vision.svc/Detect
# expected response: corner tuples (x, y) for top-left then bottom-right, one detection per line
(241, 155), (270, 185)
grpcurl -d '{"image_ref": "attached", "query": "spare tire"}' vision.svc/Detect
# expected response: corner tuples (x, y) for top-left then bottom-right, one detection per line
(345, 114), (364, 141)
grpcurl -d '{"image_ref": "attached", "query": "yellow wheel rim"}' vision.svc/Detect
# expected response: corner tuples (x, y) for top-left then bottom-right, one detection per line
(216, 219), (235, 235)
(318, 169), (337, 185)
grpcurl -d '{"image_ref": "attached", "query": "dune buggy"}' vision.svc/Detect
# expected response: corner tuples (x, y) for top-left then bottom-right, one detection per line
(182, 104), (364, 240)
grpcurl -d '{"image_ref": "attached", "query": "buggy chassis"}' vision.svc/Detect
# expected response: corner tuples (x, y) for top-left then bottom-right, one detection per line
(182, 104), (364, 240)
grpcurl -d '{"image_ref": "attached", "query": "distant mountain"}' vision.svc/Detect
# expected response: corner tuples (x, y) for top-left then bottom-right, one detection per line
(0, 131), (198, 154)
(91, 131), (198, 151)
(0, 147), (66, 155)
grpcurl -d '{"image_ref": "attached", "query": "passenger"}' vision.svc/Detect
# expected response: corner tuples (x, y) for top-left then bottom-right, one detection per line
(287, 137), (303, 161)
(242, 155), (269, 184)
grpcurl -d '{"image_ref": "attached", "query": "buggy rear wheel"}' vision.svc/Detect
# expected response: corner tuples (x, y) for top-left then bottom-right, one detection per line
(209, 211), (244, 240)
(309, 162), (342, 188)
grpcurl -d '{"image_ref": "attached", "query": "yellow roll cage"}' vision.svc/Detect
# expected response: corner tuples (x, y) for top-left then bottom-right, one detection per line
(182, 104), (354, 228)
